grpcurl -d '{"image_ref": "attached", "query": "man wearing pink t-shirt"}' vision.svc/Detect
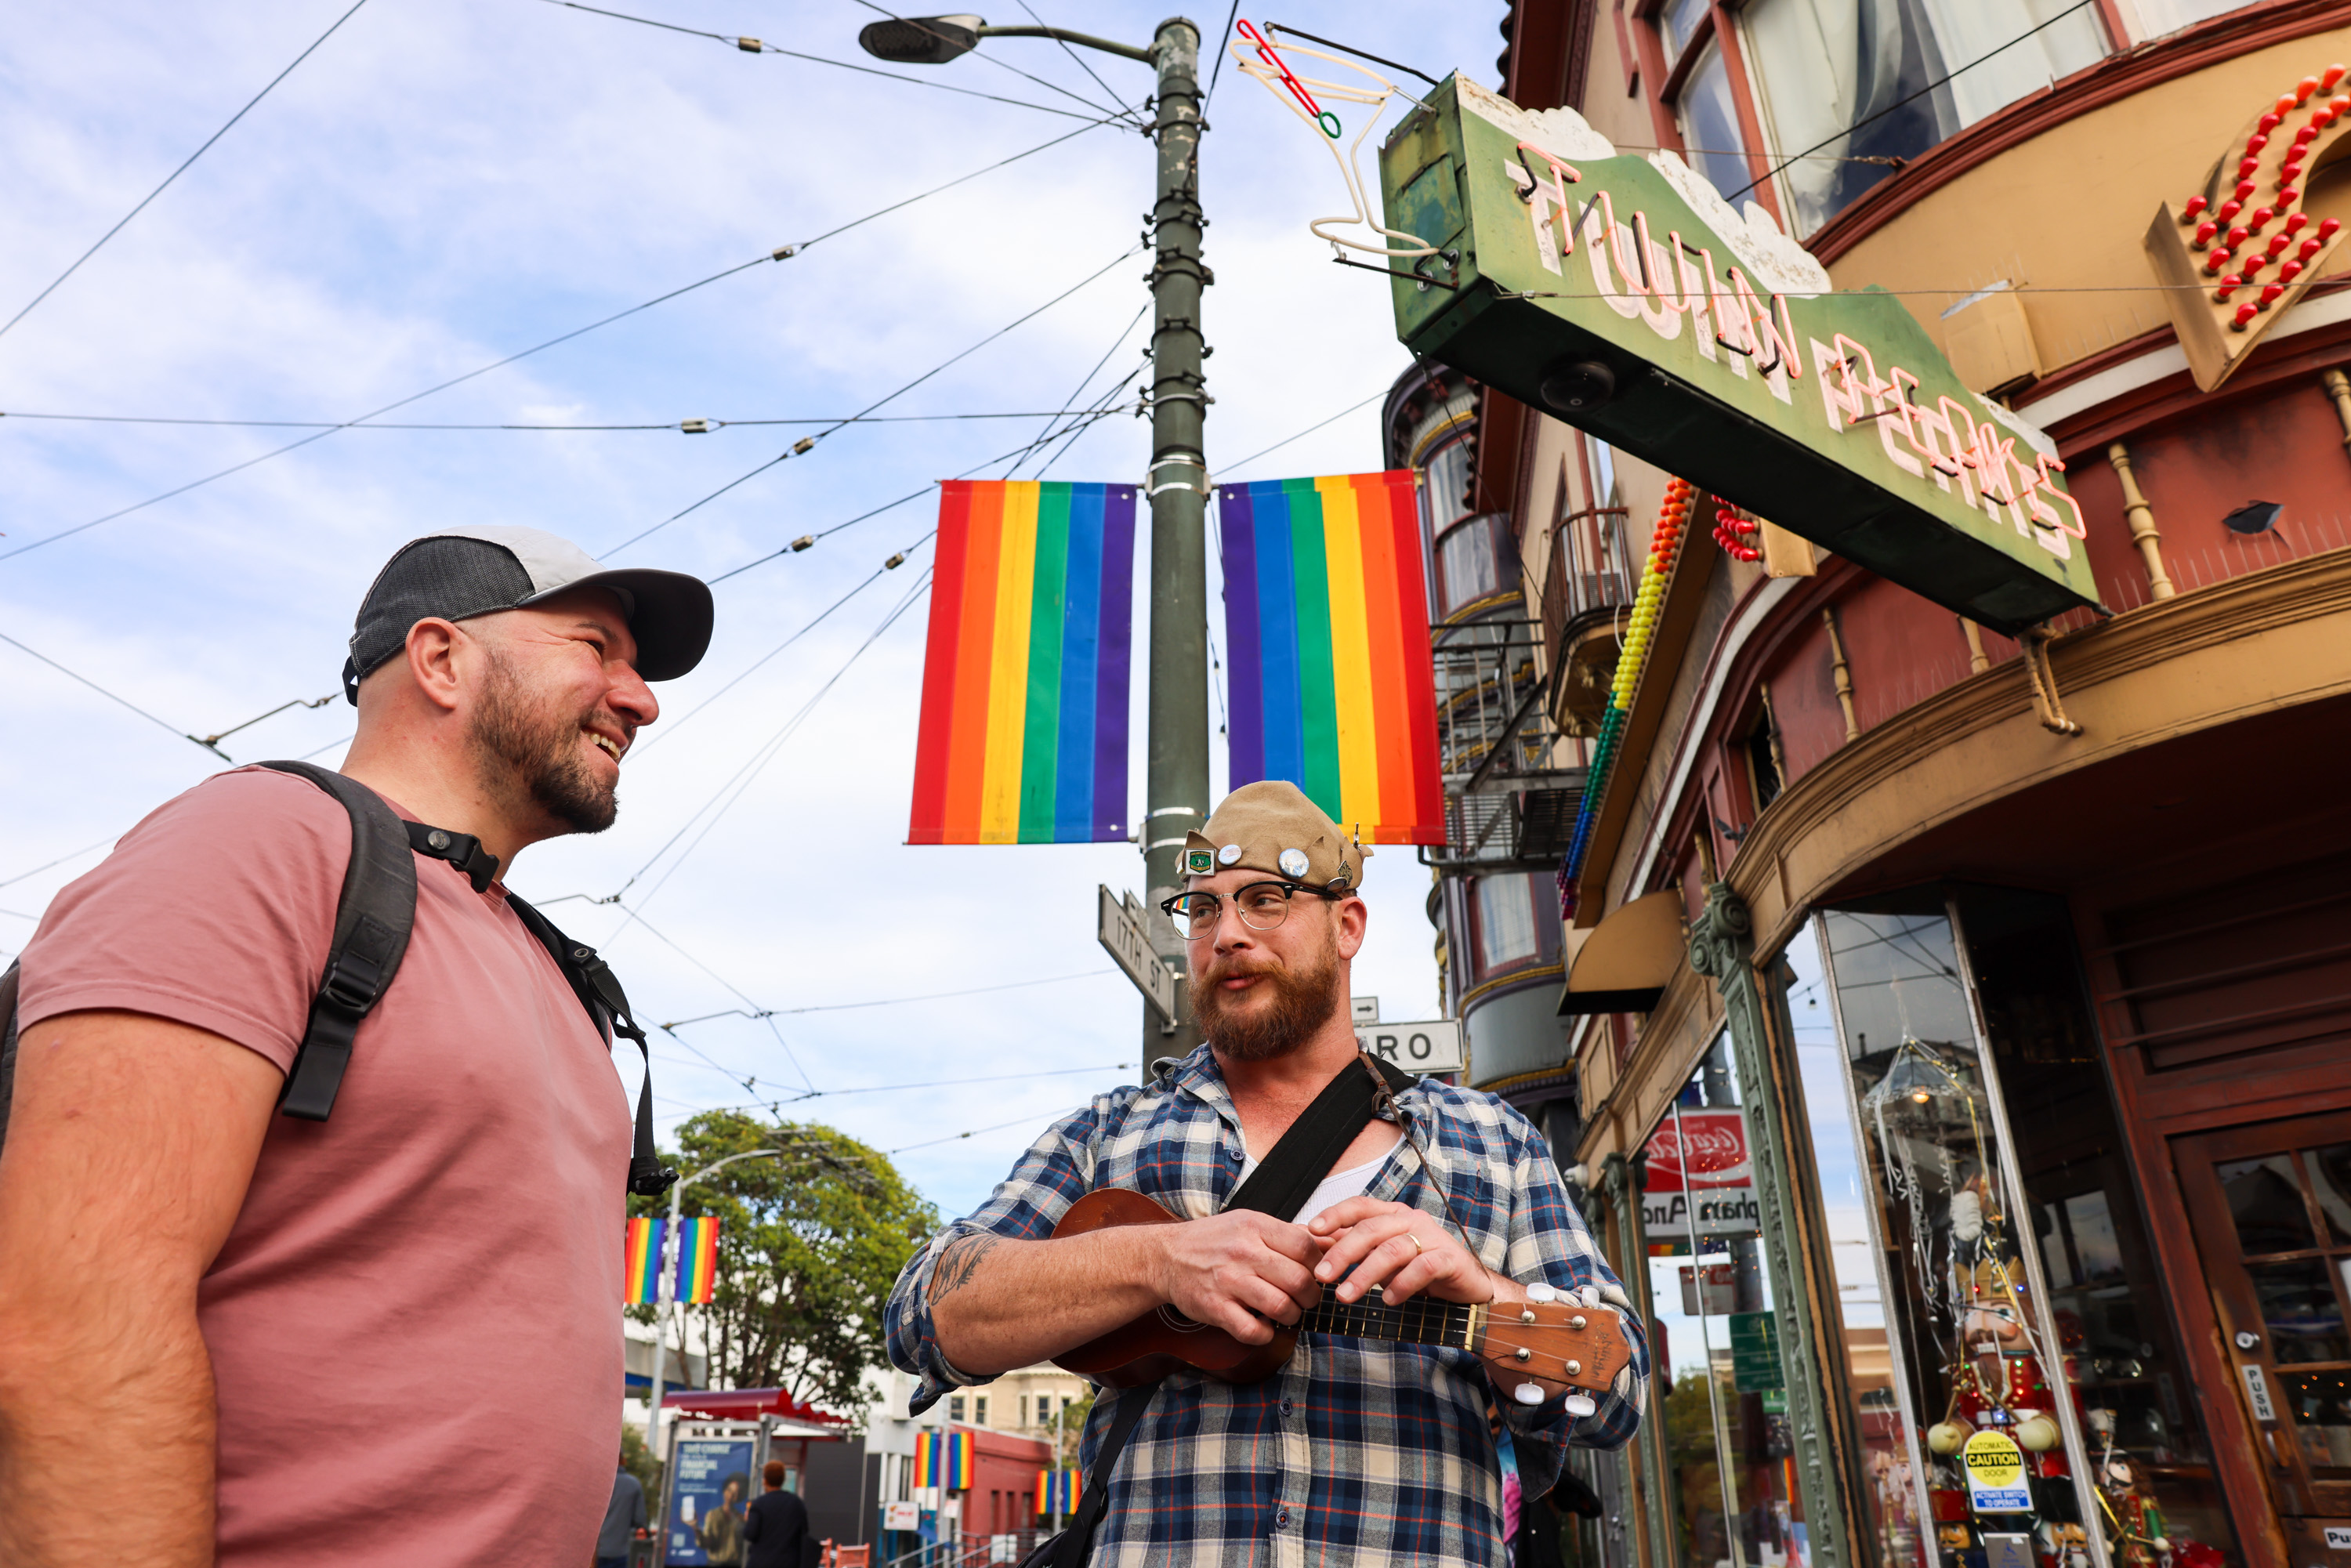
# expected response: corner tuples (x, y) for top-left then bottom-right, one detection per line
(0, 527), (714, 1567)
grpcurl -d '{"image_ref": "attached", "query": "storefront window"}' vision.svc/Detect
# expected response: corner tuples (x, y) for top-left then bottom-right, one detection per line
(1640, 1039), (1808, 1568)
(1955, 888), (2241, 1568)
(1739, 0), (2108, 234)
(1784, 921), (1928, 1568)
(1817, 890), (2241, 1568)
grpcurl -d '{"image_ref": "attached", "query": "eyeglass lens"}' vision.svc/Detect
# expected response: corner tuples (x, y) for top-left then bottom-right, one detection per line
(1175, 885), (1294, 937)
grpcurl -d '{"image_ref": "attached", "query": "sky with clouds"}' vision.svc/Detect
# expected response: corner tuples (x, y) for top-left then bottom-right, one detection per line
(1, 0), (1506, 1220)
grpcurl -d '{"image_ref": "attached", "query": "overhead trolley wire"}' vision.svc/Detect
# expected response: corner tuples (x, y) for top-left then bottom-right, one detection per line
(699, 389), (1140, 588)
(0, 0), (374, 343)
(0, 118), (1116, 567)
(2, 628), (233, 759)
(598, 243), (1145, 558)
(536, 0), (1114, 122)
(0, 407), (1136, 432)
(1013, 0), (1144, 124)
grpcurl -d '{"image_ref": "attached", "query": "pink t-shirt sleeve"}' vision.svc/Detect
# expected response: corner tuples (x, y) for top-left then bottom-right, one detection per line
(17, 767), (350, 1074)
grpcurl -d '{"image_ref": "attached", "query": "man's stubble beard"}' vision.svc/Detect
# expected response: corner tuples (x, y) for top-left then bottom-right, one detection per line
(468, 645), (619, 835)
(1191, 929), (1344, 1062)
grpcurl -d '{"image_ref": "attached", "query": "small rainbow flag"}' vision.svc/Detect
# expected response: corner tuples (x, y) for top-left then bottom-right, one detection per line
(1219, 473), (1443, 843)
(1037, 1468), (1080, 1517)
(913, 1428), (975, 1491)
(908, 480), (1137, 845)
(622, 1217), (721, 1305)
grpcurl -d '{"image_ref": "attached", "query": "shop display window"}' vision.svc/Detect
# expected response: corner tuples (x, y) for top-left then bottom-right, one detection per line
(1814, 889), (2241, 1568)
(1639, 1037), (1809, 1568)
(1784, 920), (1928, 1568)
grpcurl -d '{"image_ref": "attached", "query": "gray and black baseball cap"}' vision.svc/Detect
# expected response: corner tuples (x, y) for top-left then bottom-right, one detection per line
(344, 525), (714, 704)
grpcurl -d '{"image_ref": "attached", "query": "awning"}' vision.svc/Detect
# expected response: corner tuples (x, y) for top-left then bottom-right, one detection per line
(1556, 889), (1685, 1016)
(662, 1387), (849, 1428)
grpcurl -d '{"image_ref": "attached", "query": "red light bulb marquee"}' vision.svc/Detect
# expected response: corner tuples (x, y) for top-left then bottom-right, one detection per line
(2150, 60), (2351, 387)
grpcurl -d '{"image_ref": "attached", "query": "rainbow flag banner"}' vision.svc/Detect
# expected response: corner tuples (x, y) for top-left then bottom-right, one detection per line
(913, 1428), (976, 1491)
(623, 1216), (721, 1305)
(909, 481), (1137, 844)
(1037, 1468), (1081, 1517)
(1218, 473), (1444, 844)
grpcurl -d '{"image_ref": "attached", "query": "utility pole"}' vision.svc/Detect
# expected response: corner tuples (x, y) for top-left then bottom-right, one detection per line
(1139, 17), (1211, 1059)
(857, 15), (1212, 1058)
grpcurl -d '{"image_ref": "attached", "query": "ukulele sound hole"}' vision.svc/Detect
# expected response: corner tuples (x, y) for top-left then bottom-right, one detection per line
(1157, 1305), (1207, 1334)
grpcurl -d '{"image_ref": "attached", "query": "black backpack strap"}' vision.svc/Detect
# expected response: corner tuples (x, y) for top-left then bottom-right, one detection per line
(1046, 1052), (1415, 1567)
(505, 894), (678, 1197)
(1047, 1382), (1158, 1568)
(255, 760), (417, 1122)
(0, 961), (21, 1149)
(1223, 1050), (1412, 1220)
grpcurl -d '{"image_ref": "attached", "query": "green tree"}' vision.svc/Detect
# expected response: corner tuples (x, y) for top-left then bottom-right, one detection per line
(629, 1114), (938, 1417)
(1046, 1390), (1096, 1468)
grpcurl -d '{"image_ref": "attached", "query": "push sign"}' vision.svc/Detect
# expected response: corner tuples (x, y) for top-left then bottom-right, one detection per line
(1357, 1018), (1465, 1076)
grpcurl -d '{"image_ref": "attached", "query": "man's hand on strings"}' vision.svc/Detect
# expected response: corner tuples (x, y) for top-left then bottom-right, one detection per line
(1306, 1196), (1507, 1307)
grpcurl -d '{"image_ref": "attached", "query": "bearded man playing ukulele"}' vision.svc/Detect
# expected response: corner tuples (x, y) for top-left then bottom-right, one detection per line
(885, 782), (1646, 1566)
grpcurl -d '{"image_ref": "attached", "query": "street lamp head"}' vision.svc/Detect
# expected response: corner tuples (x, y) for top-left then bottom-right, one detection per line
(857, 13), (984, 64)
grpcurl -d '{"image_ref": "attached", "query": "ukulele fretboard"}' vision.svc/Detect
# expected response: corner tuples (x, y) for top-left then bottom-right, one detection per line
(1300, 1287), (1479, 1351)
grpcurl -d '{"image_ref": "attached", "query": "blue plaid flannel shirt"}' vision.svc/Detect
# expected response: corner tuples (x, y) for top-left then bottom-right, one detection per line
(886, 1046), (1648, 1568)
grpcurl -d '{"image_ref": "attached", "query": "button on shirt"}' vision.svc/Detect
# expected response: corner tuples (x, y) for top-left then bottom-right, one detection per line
(885, 1045), (1648, 1568)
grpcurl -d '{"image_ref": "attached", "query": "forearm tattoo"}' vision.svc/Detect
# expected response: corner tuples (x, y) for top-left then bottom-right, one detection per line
(929, 1233), (1002, 1303)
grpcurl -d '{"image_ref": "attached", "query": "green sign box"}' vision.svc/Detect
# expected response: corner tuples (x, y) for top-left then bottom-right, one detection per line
(1375, 76), (2101, 636)
(1729, 1309), (1784, 1393)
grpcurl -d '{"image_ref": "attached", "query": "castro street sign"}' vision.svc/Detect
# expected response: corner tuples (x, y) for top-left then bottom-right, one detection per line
(1375, 76), (2102, 636)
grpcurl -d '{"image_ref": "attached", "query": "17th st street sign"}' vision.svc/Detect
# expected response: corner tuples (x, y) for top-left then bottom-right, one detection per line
(1376, 77), (2101, 635)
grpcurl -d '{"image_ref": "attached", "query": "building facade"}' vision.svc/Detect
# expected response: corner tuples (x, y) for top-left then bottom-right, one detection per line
(1443, 5), (2351, 1568)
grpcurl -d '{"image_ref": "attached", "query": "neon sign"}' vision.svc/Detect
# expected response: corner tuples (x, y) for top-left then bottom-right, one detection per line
(1375, 76), (2100, 634)
(2145, 60), (2351, 391)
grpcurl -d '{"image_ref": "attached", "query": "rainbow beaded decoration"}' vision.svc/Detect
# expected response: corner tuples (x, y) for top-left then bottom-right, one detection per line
(1556, 477), (1694, 920)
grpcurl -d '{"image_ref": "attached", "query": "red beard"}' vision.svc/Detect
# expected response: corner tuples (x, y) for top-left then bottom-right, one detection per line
(1190, 937), (1342, 1061)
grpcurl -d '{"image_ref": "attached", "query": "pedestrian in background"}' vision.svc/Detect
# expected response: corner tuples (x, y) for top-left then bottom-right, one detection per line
(0, 527), (712, 1567)
(743, 1460), (811, 1568)
(598, 1447), (650, 1568)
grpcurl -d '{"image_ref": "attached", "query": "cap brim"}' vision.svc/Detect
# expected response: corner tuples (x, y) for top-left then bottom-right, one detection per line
(523, 567), (713, 681)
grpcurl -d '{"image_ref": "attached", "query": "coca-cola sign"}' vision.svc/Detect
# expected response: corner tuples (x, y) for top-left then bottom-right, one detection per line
(1642, 1110), (1751, 1193)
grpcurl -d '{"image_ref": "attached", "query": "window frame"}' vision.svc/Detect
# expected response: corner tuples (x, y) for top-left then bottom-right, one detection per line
(1625, 0), (2136, 237)
(1470, 869), (1549, 980)
(1627, 0), (1786, 230)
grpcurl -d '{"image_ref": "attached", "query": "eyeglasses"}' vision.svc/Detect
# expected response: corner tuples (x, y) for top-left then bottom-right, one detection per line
(1158, 881), (1343, 941)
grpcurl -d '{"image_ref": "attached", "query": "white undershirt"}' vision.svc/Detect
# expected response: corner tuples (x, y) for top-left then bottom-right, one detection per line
(1235, 1131), (1406, 1223)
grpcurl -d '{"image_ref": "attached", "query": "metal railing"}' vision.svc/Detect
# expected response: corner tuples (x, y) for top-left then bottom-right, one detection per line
(1432, 620), (1559, 784)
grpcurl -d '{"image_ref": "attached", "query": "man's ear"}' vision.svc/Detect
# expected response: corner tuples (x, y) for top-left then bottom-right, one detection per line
(403, 617), (468, 714)
(1335, 894), (1368, 961)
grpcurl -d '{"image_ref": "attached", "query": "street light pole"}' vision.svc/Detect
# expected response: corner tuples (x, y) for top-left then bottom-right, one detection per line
(643, 1147), (783, 1460)
(1137, 18), (1210, 1059)
(857, 15), (1212, 1059)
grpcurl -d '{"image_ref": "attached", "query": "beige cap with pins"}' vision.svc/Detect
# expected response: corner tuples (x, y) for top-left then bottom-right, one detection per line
(1179, 780), (1370, 891)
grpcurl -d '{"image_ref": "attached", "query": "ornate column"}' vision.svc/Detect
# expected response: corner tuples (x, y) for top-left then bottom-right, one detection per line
(2105, 441), (2176, 602)
(1602, 1151), (1678, 1568)
(1687, 883), (1865, 1568)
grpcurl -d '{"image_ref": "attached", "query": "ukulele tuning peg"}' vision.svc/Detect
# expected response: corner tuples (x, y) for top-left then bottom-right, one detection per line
(1512, 1382), (1546, 1406)
(1524, 1281), (1557, 1303)
(1564, 1394), (1597, 1418)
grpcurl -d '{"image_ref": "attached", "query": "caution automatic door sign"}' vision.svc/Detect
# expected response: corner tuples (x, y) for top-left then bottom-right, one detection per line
(1962, 1429), (2033, 1515)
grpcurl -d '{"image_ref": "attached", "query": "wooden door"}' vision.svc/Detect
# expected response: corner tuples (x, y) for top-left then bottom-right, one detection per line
(2175, 1112), (2351, 1523)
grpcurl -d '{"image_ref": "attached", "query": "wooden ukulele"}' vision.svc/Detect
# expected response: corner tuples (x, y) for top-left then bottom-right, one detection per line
(1048, 1189), (1633, 1409)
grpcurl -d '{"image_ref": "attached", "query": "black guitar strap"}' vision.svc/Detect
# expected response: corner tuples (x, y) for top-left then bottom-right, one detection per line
(1048, 1051), (1418, 1568)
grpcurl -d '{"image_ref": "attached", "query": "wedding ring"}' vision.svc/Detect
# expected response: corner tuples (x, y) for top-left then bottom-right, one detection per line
(1407, 1233), (1425, 1255)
